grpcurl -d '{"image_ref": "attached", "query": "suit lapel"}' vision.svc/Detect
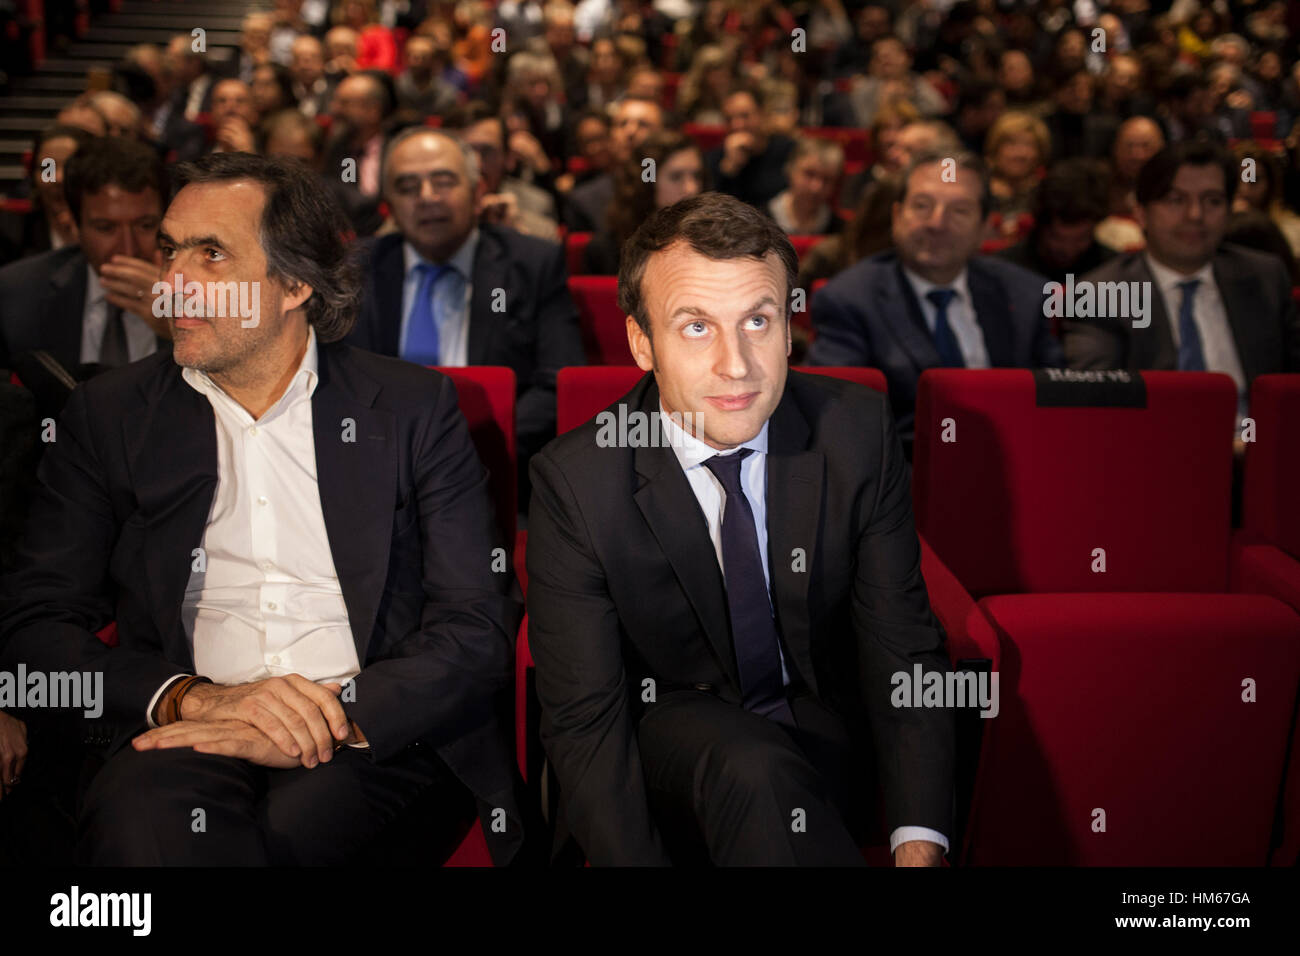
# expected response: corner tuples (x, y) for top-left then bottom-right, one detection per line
(311, 344), (394, 664)
(1130, 255), (1177, 369)
(631, 379), (740, 690)
(373, 237), (405, 355)
(967, 262), (1014, 367)
(467, 229), (503, 366)
(124, 368), (218, 667)
(884, 259), (943, 372)
(46, 250), (88, 371)
(764, 381), (823, 697)
(1213, 255), (1262, 382)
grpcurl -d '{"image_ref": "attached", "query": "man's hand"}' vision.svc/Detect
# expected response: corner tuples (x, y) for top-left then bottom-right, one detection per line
(508, 129), (551, 176)
(177, 676), (349, 768)
(132, 719), (303, 769)
(478, 191), (520, 228)
(719, 131), (757, 177)
(894, 839), (944, 867)
(215, 117), (256, 154)
(100, 253), (172, 338)
(0, 712), (27, 800)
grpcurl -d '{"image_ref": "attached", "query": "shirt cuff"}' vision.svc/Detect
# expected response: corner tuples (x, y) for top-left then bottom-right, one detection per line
(145, 674), (192, 728)
(889, 826), (949, 856)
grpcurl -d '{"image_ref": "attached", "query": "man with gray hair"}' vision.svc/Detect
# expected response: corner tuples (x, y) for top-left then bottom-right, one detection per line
(811, 149), (1063, 443)
(348, 127), (584, 480)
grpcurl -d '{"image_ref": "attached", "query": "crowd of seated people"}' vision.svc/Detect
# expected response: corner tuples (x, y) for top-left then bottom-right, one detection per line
(0, 0), (1299, 868)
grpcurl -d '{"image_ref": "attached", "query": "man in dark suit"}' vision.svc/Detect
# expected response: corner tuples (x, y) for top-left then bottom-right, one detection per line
(527, 193), (955, 866)
(0, 137), (171, 376)
(706, 87), (796, 210)
(810, 149), (1063, 442)
(0, 153), (524, 866)
(1064, 140), (1300, 414)
(561, 95), (664, 233)
(348, 127), (583, 465)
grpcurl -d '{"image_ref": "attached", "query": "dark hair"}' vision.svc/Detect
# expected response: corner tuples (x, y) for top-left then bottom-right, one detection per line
(254, 62), (298, 112)
(64, 136), (167, 224)
(617, 192), (798, 336)
(606, 129), (703, 251)
(899, 147), (992, 218)
(443, 99), (507, 145)
(1035, 158), (1111, 226)
(1136, 138), (1238, 206)
(170, 152), (360, 342)
(1231, 140), (1282, 208)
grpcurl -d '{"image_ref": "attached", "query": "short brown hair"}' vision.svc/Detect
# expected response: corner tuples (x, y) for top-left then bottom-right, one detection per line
(617, 192), (798, 336)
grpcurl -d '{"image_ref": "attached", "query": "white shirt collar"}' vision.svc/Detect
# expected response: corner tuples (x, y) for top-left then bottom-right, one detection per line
(659, 399), (770, 472)
(182, 325), (319, 419)
(901, 264), (972, 308)
(1144, 252), (1214, 292)
(85, 263), (106, 307)
(402, 227), (479, 278)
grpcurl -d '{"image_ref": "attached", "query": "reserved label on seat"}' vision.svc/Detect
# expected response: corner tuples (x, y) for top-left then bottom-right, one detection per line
(1033, 368), (1148, 407)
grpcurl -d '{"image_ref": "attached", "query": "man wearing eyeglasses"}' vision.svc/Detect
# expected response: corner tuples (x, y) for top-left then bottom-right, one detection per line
(1065, 139), (1300, 413)
(348, 127), (584, 481)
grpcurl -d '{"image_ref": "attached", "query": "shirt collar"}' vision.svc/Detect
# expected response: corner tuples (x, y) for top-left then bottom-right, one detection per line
(182, 325), (319, 417)
(901, 264), (972, 308)
(403, 227), (479, 279)
(85, 263), (105, 306)
(1144, 252), (1214, 292)
(659, 399), (770, 472)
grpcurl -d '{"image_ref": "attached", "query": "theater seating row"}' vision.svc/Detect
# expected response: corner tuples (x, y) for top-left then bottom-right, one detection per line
(444, 365), (1300, 866)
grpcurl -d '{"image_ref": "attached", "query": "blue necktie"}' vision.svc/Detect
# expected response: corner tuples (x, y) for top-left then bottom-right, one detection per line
(403, 262), (449, 365)
(926, 288), (965, 368)
(703, 449), (794, 727)
(1175, 278), (1205, 371)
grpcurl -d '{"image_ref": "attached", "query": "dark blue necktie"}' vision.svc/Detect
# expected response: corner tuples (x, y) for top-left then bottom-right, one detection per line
(703, 449), (794, 726)
(926, 288), (965, 368)
(402, 262), (449, 365)
(1175, 278), (1205, 371)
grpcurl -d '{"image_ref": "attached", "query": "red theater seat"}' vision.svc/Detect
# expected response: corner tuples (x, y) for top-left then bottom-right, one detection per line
(788, 234), (825, 263)
(801, 126), (871, 164)
(433, 366), (517, 546)
(567, 276), (634, 365)
(913, 369), (1300, 866)
(683, 123), (726, 152)
(565, 231), (592, 277)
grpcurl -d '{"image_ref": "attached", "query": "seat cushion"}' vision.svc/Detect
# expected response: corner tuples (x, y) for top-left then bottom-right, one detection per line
(963, 593), (1300, 866)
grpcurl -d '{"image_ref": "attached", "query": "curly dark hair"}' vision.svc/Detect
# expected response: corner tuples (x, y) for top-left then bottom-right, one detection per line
(170, 152), (360, 342)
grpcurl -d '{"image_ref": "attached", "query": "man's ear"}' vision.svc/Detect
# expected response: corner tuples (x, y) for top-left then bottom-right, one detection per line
(281, 279), (314, 315)
(627, 314), (654, 372)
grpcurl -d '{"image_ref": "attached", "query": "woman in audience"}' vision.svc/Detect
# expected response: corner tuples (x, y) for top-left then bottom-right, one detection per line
(250, 63), (297, 117)
(1232, 141), (1300, 260)
(767, 136), (845, 236)
(582, 130), (705, 275)
(985, 110), (1050, 239)
(678, 44), (736, 126)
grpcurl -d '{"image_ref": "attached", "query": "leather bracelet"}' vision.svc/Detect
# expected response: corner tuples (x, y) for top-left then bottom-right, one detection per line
(167, 675), (213, 725)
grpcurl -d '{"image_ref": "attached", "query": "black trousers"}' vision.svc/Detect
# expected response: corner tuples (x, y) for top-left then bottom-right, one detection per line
(636, 691), (876, 866)
(77, 740), (474, 866)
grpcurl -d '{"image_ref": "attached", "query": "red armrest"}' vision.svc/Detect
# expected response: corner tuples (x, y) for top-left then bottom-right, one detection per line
(918, 533), (1000, 671)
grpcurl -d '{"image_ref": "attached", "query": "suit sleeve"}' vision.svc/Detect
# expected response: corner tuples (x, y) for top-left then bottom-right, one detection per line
(808, 284), (872, 367)
(1063, 318), (1126, 370)
(1275, 258), (1300, 373)
(341, 374), (521, 762)
(0, 385), (193, 721)
(526, 450), (671, 865)
(853, 396), (955, 838)
(517, 241), (585, 459)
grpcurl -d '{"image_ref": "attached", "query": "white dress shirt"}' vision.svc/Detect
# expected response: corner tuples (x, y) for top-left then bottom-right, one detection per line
(1146, 254), (1247, 419)
(902, 266), (991, 369)
(146, 328), (361, 723)
(399, 231), (478, 366)
(79, 266), (159, 365)
(658, 406), (948, 856)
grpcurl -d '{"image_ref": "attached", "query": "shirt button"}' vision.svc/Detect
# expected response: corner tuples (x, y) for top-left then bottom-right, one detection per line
(261, 561), (273, 571)
(249, 425), (259, 436)
(269, 655), (281, 666)
(266, 601), (277, 611)
(257, 495), (268, 506)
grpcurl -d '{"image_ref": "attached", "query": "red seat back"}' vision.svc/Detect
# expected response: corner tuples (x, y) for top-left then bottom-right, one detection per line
(788, 234), (824, 263)
(1243, 374), (1300, 560)
(565, 231), (592, 277)
(433, 366), (517, 542)
(800, 125), (871, 164)
(683, 123), (726, 152)
(913, 369), (1237, 596)
(567, 276), (635, 365)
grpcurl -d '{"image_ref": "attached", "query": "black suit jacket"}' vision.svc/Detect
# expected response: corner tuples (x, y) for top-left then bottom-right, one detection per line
(0, 343), (525, 864)
(526, 371), (955, 865)
(348, 226), (584, 458)
(1063, 244), (1300, 380)
(809, 251), (1064, 440)
(0, 246), (89, 373)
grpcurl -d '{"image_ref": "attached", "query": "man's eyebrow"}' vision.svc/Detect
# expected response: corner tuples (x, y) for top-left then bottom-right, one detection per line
(670, 295), (781, 320)
(156, 231), (228, 249)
